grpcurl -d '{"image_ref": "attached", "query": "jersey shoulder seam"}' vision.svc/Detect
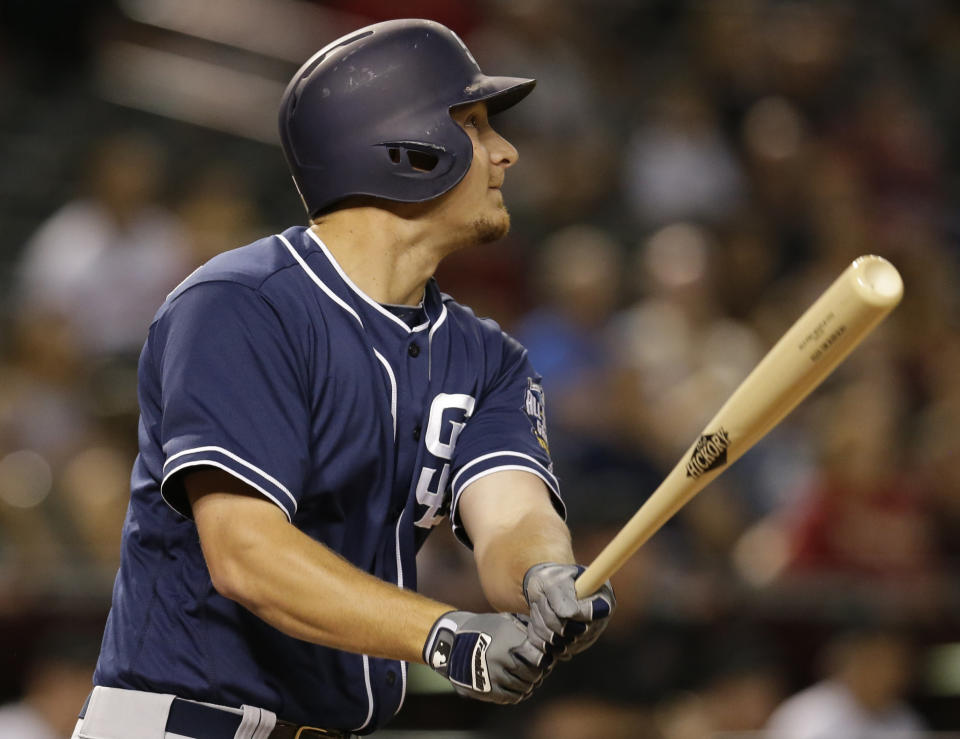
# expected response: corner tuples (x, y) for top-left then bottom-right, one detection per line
(166, 261), (304, 305)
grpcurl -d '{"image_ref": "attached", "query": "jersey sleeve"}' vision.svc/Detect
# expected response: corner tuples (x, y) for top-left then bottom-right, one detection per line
(153, 281), (311, 522)
(448, 332), (565, 547)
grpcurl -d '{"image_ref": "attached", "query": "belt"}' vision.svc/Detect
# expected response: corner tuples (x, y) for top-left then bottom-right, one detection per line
(80, 693), (351, 739)
(167, 699), (350, 739)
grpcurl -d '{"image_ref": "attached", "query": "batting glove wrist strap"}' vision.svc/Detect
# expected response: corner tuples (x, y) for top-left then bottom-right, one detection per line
(422, 611), (462, 680)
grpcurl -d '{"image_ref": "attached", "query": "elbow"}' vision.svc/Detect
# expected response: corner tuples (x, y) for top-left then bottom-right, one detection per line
(487, 593), (524, 614)
(188, 480), (287, 610)
(205, 548), (254, 605)
(475, 550), (528, 613)
(200, 530), (266, 608)
(186, 474), (289, 609)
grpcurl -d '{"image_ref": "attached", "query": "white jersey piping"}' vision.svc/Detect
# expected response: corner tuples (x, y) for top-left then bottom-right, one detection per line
(354, 656), (375, 732)
(451, 450), (556, 494)
(161, 459), (292, 523)
(427, 304), (448, 381)
(306, 229), (419, 334)
(394, 508), (408, 715)
(373, 350), (397, 441)
(165, 445), (299, 512)
(277, 234), (364, 328)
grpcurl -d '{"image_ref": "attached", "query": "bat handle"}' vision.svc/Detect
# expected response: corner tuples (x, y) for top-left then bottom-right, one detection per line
(574, 565), (606, 599)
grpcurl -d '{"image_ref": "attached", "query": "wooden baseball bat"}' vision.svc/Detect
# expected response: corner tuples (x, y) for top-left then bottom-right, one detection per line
(575, 255), (903, 597)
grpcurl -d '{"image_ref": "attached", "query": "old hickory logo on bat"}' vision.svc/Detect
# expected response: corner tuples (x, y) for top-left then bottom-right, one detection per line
(685, 427), (731, 478)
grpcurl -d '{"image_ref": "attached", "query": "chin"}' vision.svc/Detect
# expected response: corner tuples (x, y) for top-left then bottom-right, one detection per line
(474, 207), (511, 244)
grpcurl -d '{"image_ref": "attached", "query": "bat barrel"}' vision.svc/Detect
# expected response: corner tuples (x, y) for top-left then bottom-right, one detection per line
(574, 255), (902, 598)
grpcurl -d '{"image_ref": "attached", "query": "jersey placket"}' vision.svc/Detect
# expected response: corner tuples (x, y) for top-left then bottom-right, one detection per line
(360, 321), (429, 727)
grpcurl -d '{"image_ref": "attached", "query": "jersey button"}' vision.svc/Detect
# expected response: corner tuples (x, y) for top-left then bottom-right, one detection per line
(386, 669), (397, 686)
(412, 425), (421, 441)
(408, 342), (420, 357)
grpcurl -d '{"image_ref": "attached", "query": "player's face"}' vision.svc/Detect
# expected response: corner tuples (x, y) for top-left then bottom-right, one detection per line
(441, 101), (519, 247)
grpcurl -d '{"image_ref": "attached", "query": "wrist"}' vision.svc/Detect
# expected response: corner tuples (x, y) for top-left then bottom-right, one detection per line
(422, 610), (462, 672)
(522, 562), (583, 604)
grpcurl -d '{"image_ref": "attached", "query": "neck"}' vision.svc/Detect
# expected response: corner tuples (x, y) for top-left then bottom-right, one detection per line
(310, 207), (451, 306)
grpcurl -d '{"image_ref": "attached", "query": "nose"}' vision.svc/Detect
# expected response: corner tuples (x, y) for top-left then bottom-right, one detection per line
(487, 126), (519, 168)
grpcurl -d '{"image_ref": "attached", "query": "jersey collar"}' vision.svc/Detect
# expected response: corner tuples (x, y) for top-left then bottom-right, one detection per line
(305, 228), (436, 333)
(284, 226), (445, 337)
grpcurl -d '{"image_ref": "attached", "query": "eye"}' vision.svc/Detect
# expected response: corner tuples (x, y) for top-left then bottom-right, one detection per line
(465, 113), (480, 128)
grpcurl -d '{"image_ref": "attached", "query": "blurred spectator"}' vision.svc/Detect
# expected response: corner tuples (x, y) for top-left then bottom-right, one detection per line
(603, 222), (772, 560)
(176, 162), (265, 267)
(781, 374), (941, 601)
(913, 332), (960, 590)
(609, 222), (763, 459)
(14, 131), (190, 362)
(513, 224), (623, 437)
(433, 237), (531, 331)
(623, 78), (745, 228)
(526, 698), (654, 739)
(0, 302), (130, 590)
(0, 627), (98, 739)
(656, 659), (784, 739)
(0, 310), (94, 588)
(512, 225), (664, 530)
(739, 95), (814, 268)
(467, 1), (618, 220)
(765, 627), (925, 739)
(690, 0), (769, 123)
(0, 310), (92, 469)
(712, 211), (781, 321)
(760, 2), (847, 110)
(836, 78), (944, 224)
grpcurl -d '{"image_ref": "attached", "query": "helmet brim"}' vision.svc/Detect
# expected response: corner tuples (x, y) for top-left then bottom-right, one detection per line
(460, 76), (536, 115)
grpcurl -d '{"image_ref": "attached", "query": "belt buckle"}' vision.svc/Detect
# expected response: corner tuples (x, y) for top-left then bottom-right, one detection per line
(294, 728), (335, 739)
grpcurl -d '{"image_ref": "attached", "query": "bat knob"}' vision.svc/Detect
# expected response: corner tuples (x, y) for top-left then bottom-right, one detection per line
(852, 255), (903, 307)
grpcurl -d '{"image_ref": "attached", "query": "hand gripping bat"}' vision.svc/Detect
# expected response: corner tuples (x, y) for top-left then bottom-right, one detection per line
(575, 255), (904, 597)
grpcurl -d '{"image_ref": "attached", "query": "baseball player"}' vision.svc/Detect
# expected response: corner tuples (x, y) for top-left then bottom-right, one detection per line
(74, 19), (614, 739)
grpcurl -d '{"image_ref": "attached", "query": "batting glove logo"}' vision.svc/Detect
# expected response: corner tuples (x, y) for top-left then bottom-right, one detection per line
(431, 639), (451, 669)
(472, 633), (492, 692)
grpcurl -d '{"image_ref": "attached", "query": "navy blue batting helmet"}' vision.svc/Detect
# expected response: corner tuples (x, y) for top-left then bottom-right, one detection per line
(278, 19), (535, 218)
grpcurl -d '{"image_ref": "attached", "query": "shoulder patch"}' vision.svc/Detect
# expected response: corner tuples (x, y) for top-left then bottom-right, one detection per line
(523, 378), (551, 460)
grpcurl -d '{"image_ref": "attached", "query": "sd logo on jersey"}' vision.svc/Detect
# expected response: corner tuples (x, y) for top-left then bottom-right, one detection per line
(523, 378), (550, 459)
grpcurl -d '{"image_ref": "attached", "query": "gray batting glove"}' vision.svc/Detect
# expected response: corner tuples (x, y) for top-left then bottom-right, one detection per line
(522, 563), (615, 661)
(423, 610), (552, 704)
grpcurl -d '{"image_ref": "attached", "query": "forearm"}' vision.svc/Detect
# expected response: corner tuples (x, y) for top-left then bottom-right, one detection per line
(473, 506), (575, 613)
(188, 476), (451, 664)
(463, 474), (616, 665)
(219, 516), (451, 663)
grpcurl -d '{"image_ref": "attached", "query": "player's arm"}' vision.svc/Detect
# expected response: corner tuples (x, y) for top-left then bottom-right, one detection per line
(187, 467), (447, 663)
(187, 468), (549, 703)
(458, 468), (574, 612)
(459, 469), (615, 659)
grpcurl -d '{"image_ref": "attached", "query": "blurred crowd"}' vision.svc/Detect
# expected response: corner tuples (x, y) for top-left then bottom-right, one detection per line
(1, 0), (959, 736)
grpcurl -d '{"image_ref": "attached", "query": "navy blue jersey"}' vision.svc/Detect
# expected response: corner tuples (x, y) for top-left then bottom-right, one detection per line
(94, 226), (563, 733)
